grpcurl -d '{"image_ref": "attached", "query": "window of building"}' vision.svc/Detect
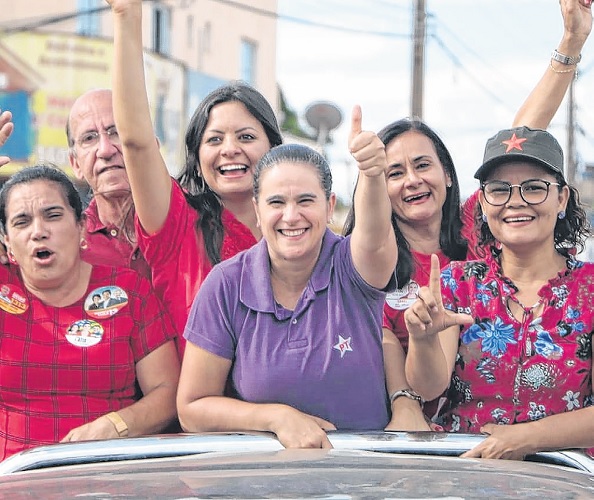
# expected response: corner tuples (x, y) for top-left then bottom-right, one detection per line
(152, 4), (171, 55)
(240, 38), (257, 85)
(197, 22), (211, 70)
(77, 0), (101, 36)
(187, 15), (194, 48)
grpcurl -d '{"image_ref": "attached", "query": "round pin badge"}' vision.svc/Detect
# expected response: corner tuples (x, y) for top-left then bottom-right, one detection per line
(84, 286), (129, 319)
(0, 283), (29, 315)
(385, 280), (420, 310)
(65, 319), (104, 347)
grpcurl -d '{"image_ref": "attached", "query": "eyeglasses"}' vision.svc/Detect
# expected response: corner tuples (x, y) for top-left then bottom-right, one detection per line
(481, 179), (561, 206)
(75, 126), (120, 149)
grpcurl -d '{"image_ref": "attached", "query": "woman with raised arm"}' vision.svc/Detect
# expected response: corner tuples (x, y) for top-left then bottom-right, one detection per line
(405, 126), (594, 459)
(177, 108), (397, 448)
(108, 0), (282, 350)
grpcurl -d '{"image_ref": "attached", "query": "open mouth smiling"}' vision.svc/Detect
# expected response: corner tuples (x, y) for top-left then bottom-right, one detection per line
(503, 216), (535, 223)
(404, 192), (430, 203)
(279, 228), (307, 237)
(218, 164), (249, 175)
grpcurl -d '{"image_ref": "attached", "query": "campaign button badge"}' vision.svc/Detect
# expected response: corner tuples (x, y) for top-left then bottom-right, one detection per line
(85, 286), (129, 319)
(66, 319), (104, 347)
(385, 280), (420, 310)
(0, 283), (29, 315)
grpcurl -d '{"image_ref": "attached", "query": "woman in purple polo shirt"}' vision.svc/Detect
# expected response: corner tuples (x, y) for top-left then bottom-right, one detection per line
(177, 107), (397, 448)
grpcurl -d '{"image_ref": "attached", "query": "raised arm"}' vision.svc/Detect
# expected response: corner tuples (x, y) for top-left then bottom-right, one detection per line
(107, 0), (173, 234)
(348, 105), (397, 290)
(513, 0), (592, 128)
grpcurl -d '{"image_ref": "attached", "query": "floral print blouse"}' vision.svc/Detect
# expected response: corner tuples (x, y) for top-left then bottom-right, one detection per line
(437, 251), (594, 433)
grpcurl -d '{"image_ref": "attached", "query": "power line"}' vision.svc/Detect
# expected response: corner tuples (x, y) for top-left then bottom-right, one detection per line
(1, 0), (409, 39)
(429, 12), (528, 92)
(0, 5), (113, 34)
(211, 0), (409, 37)
(430, 33), (515, 114)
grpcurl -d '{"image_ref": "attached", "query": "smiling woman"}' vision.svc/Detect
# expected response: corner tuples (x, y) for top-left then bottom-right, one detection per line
(108, 0), (282, 349)
(404, 127), (594, 460)
(177, 105), (398, 448)
(0, 164), (180, 461)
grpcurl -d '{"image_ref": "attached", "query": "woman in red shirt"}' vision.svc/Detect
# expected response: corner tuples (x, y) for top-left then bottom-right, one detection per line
(0, 165), (179, 461)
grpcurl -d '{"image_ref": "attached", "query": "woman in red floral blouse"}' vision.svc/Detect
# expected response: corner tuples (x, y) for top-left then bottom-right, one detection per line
(404, 126), (594, 460)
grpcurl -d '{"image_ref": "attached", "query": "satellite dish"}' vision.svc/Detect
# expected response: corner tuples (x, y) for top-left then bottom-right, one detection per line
(305, 101), (343, 148)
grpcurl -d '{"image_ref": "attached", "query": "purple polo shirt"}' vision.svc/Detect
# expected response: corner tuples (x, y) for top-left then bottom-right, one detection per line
(184, 229), (390, 430)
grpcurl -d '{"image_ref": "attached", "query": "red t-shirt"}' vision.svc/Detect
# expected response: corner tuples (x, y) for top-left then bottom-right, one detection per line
(383, 191), (481, 351)
(0, 264), (176, 461)
(136, 181), (257, 355)
(83, 198), (151, 280)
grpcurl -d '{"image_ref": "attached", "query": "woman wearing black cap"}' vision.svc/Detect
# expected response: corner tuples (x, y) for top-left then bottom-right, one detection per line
(404, 126), (594, 459)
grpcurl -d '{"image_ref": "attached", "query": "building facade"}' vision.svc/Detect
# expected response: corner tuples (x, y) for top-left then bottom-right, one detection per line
(0, 0), (278, 175)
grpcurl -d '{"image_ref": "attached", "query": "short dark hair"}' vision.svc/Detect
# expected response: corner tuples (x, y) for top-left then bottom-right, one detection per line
(0, 164), (83, 233)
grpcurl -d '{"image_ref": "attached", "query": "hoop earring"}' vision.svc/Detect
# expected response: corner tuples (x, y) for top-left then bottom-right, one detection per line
(557, 210), (566, 220)
(80, 238), (88, 251)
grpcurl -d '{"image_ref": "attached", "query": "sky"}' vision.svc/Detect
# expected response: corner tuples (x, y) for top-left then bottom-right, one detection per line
(276, 0), (594, 203)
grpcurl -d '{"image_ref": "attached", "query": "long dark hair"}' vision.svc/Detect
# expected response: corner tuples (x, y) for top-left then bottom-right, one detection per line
(0, 164), (83, 233)
(178, 81), (283, 265)
(477, 171), (592, 257)
(343, 118), (467, 286)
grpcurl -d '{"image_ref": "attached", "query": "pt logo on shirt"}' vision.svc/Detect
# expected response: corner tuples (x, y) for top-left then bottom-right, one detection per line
(333, 334), (353, 358)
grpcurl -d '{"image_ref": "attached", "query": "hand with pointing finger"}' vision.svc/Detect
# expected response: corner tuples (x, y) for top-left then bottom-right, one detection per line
(404, 254), (473, 340)
(348, 105), (387, 178)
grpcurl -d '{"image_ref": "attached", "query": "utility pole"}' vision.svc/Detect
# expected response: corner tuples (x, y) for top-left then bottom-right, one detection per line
(566, 78), (576, 185)
(411, 0), (426, 119)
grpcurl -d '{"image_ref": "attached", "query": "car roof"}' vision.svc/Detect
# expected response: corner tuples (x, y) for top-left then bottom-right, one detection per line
(1, 432), (593, 498)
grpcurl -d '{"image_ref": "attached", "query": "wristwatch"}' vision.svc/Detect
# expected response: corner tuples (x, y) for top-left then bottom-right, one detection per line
(389, 389), (424, 405)
(551, 49), (581, 66)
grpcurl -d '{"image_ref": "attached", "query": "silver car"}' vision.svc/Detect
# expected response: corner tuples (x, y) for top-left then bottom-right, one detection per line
(1, 432), (593, 498)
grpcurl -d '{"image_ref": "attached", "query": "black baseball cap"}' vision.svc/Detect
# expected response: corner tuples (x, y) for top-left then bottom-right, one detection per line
(474, 126), (564, 181)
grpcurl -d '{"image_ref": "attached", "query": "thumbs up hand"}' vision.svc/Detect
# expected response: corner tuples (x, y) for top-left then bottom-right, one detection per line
(348, 105), (387, 177)
(404, 255), (474, 340)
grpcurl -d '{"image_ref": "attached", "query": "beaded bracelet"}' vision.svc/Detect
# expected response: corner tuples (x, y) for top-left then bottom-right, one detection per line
(549, 60), (578, 77)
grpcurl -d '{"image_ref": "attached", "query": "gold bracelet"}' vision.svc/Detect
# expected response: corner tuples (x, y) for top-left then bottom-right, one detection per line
(549, 60), (577, 75)
(105, 411), (129, 437)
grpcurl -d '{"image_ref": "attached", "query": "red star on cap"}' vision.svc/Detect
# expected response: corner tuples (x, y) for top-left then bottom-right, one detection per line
(501, 133), (527, 153)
